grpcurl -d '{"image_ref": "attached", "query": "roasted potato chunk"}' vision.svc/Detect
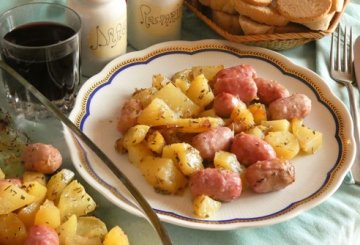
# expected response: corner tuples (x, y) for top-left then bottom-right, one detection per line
(214, 151), (244, 173)
(292, 122), (323, 154)
(123, 124), (150, 149)
(230, 106), (255, 133)
(56, 214), (77, 245)
(261, 119), (290, 132)
(191, 65), (224, 82)
(46, 169), (75, 203)
(162, 143), (203, 176)
(0, 168), (4, 180)
(139, 156), (187, 194)
(57, 180), (96, 221)
(22, 171), (47, 186)
(193, 195), (221, 218)
(171, 117), (225, 133)
(186, 74), (214, 108)
(0, 213), (27, 245)
(137, 98), (178, 126)
(248, 103), (267, 124)
(34, 199), (61, 229)
(103, 226), (130, 245)
(264, 131), (300, 160)
(152, 83), (201, 117)
(0, 183), (35, 215)
(152, 73), (171, 90)
(146, 130), (166, 154)
(127, 142), (154, 168)
(22, 181), (47, 204)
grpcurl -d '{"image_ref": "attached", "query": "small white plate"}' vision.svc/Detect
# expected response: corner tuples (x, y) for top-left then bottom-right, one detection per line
(65, 40), (355, 230)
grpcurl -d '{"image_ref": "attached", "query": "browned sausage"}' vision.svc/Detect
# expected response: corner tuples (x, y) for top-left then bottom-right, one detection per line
(117, 98), (143, 134)
(231, 132), (276, 166)
(245, 158), (295, 193)
(268, 93), (311, 120)
(189, 168), (242, 202)
(191, 126), (234, 160)
(22, 143), (62, 174)
(254, 77), (290, 105)
(24, 225), (59, 245)
(213, 92), (245, 118)
(213, 64), (257, 103)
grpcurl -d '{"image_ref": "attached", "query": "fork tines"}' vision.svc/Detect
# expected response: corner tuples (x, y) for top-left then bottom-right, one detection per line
(331, 25), (353, 74)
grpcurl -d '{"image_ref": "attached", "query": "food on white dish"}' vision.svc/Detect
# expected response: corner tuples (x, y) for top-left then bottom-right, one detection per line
(22, 143), (63, 174)
(231, 132), (276, 166)
(191, 126), (234, 160)
(24, 224), (59, 245)
(213, 64), (257, 103)
(268, 93), (312, 120)
(115, 63), (323, 218)
(189, 168), (242, 202)
(245, 158), (295, 193)
(254, 77), (290, 105)
(213, 92), (245, 118)
(0, 142), (129, 245)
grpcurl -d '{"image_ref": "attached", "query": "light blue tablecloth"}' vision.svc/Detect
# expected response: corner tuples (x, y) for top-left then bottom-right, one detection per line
(1, 1), (360, 245)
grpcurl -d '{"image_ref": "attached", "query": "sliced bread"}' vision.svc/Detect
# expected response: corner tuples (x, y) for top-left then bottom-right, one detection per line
(238, 15), (308, 35)
(212, 10), (243, 34)
(276, 0), (332, 24)
(238, 15), (274, 34)
(199, 0), (237, 14)
(302, 11), (335, 31)
(330, 0), (344, 12)
(234, 0), (289, 26)
(242, 0), (272, 7)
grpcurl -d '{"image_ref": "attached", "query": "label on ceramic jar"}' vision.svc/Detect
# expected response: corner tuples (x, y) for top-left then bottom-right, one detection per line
(139, 3), (182, 29)
(87, 17), (127, 59)
(128, 0), (183, 50)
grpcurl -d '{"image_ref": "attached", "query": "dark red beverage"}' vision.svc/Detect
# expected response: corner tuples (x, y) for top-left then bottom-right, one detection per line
(1, 22), (79, 101)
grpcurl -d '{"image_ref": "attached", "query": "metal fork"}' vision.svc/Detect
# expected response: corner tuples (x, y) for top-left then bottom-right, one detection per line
(330, 25), (360, 184)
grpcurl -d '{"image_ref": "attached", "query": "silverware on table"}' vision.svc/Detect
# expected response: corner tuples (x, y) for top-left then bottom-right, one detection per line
(354, 35), (360, 90)
(0, 60), (173, 245)
(330, 25), (360, 184)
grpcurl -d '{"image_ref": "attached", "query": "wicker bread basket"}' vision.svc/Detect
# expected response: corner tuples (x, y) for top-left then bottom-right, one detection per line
(184, 0), (349, 50)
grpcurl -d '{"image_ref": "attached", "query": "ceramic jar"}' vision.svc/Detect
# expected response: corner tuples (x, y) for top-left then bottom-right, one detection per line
(68, 0), (127, 77)
(127, 0), (183, 50)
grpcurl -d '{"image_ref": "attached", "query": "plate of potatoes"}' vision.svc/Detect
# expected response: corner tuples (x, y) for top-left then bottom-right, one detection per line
(64, 39), (355, 230)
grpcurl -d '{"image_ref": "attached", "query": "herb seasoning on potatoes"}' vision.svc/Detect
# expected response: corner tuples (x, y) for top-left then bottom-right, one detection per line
(115, 64), (323, 218)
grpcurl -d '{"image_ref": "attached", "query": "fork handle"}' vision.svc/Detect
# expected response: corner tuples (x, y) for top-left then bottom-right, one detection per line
(345, 82), (360, 184)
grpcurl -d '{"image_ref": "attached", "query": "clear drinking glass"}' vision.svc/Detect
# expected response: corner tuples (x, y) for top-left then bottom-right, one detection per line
(0, 2), (81, 119)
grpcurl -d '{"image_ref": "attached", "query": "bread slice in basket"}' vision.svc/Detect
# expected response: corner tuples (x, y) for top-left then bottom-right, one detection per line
(212, 10), (243, 34)
(276, 0), (332, 23)
(242, 0), (272, 7)
(234, 0), (289, 26)
(199, 0), (237, 14)
(239, 15), (308, 35)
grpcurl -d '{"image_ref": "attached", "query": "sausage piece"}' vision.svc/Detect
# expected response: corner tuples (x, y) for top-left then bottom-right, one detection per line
(213, 64), (257, 103)
(22, 143), (62, 174)
(117, 98), (143, 134)
(24, 225), (59, 245)
(189, 168), (242, 202)
(245, 158), (295, 193)
(231, 132), (276, 166)
(192, 126), (234, 160)
(268, 93), (311, 120)
(213, 92), (245, 118)
(254, 77), (290, 105)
